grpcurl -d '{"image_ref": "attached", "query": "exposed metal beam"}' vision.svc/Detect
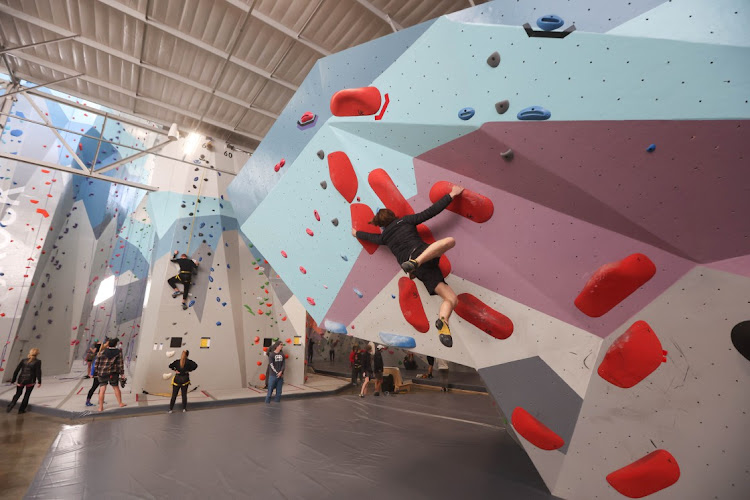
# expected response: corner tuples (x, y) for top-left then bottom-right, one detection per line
(6, 51), (263, 143)
(93, 0), (298, 91)
(94, 135), (176, 174)
(0, 73), (82, 97)
(250, 10), (331, 56)
(1, 53), (18, 83)
(353, 0), (403, 31)
(22, 92), (88, 171)
(0, 152), (158, 191)
(0, 3), (283, 116)
(0, 35), (78, 54)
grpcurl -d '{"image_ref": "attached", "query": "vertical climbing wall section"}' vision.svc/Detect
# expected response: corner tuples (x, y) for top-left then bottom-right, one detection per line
(228, 0), (750, 498)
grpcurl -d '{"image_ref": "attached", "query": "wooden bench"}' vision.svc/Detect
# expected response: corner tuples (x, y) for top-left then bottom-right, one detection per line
(383, 366), (412, 393)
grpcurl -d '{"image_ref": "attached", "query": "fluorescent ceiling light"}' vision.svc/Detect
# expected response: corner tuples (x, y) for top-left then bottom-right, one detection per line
(183, 132), (202, 155)
(93, 276), (116, 306)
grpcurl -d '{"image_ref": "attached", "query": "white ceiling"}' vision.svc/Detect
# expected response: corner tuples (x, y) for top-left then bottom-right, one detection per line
(0, 0), (486, 151)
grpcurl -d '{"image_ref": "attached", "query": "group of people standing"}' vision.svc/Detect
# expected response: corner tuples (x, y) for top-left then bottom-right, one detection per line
(350, 343), (385, 398)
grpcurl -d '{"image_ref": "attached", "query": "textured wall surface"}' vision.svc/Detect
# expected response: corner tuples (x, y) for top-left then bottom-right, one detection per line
(1, 88), (306, 394)
(228, 0), (750, 497)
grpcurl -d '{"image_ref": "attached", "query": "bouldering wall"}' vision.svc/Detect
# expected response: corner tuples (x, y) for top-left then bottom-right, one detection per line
(228, 0), (750, 498)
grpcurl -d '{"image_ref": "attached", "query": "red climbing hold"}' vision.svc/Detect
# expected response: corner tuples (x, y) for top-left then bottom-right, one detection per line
(511, 407), (564, 451)
(29, 199), (39, 204)
(606, 450), (680, 498)
(429, 181), (494, 223)
(306, 228), (314, 237)
(598, 320), (666, 388)
(575, 253), (656, 317)
(351, 203), (381, 255)
(256, 361), (262, 366)
(254, 336), (260, 344)
(416, 225), (451, 277)
(454, 293), (513, 340)
(36, 208), (49, 218)
(368, 168), (414, 218)
(281, 250), (287, 258)
(327, 151), (358, 203)
(299, 267), (307, 274)
(398, 277), (429, 333)
(274, 158), (286, 172)
(314, 210), (320, 221)
(286, 338), (292, 344)
(259, 373), (266, 381)
(307, 297), (316, 306)
(330, 86), (382, 117)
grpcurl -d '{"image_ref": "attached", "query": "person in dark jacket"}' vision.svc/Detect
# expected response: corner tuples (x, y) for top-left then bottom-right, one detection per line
(353, 185), (465, 348)
(168, 350), (198, 413)
(168, 250), (198, 310)
(359, 344), (374, 398)
(7, 348), (42, 414)
(85, 342), (107, 407)
(373, 345), (385, 396)
(95, 338), (127, 412)
(265, 341), (285, 403)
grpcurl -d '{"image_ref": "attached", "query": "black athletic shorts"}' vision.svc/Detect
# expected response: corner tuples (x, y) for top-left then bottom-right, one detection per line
(374, 371), (383, 381)
(411, 244), (445, 295)
(98, 374), (120, 386)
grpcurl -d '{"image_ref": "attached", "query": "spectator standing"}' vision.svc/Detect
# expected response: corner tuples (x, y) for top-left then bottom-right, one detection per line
(6, 348), (42, 414)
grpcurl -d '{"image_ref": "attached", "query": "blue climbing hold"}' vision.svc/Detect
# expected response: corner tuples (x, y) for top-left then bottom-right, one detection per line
(222, 302), (227, 307)
(216, 321), (221, 326)
(378, 332), (416, 349)
(536, 15), (564, 31)
(391, 294), (396, 299)
(323, 319), (348, 334)
(216, 297), (221, 302)
(517, 106), (551, 121)
(208, 276), (214, 282)
(458, 107), (475, 120)
(341, 255), (348, 262)
(646, 144), (656, 152)
(188, 300), (196, 307)
(199, 222), (205, 228)
(353, 288), (363, 298)
(10, 129), (23, 137)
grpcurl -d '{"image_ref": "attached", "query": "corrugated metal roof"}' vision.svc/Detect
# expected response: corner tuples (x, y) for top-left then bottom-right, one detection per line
(0, 0), (487, 151)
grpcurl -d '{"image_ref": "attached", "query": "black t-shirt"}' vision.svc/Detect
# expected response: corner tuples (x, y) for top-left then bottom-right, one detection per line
(172, 258), (197, 274)
(373, 351), (384, 372)
(356, 194), (452, 263)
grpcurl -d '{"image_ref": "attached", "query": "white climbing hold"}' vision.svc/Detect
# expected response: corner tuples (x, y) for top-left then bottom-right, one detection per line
(166, 350), (175, 358)
(162, 373), (172, 380)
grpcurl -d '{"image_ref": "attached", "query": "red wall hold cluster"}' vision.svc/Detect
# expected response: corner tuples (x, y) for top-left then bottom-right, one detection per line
(606, 450), (680, 498)
(511, 407), (564, 451)
(575, 253), (656, 317)
(598, 320), (666, 388)
(368, 168), (414, 218)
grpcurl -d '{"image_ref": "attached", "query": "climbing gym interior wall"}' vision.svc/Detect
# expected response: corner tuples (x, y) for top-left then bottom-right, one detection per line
(0, 87), (307, 393)
(227, 1), (750, 499)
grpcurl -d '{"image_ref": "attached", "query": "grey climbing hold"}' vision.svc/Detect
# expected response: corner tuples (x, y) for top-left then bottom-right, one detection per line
(320, 180), (327, 189)
(495, 100), (510, 114)
(500, 149), (514, 160)
(331, 218), (339, 227)
(487, 51), (500, 68)
(317, 150), (325, 159)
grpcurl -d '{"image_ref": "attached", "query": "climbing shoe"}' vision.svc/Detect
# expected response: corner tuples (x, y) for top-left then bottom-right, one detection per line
(182, 303), (188, 310)
(85, 400), (94, 407)
(436, 318), (453, 348)
(172, 291), (181, 299)
(401, 259), (419, 274)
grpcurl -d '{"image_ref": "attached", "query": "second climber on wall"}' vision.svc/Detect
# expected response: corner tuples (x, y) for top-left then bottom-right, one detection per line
(168, 250), (199, 310)
(353, 184), (465, 348)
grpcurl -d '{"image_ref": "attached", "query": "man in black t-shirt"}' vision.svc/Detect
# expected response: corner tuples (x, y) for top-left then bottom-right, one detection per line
(167, 251), (198, 310)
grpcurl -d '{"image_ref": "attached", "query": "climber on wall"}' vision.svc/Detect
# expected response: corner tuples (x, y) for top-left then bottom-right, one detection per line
(352, 184), (464, 348)
(167, 250), (198, 310)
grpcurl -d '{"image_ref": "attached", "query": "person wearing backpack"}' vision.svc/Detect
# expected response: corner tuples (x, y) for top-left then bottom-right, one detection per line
(373, 345), (385, 396)
(168, 350), (198, 413)
(350, 345), (361, 386)
(95, 338), (127, 412)
(7, 348), (42, 414)
(359, 344), (374, 398)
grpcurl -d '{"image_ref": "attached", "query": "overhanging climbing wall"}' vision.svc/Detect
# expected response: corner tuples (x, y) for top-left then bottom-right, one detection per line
(228, 0), (750, 498)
